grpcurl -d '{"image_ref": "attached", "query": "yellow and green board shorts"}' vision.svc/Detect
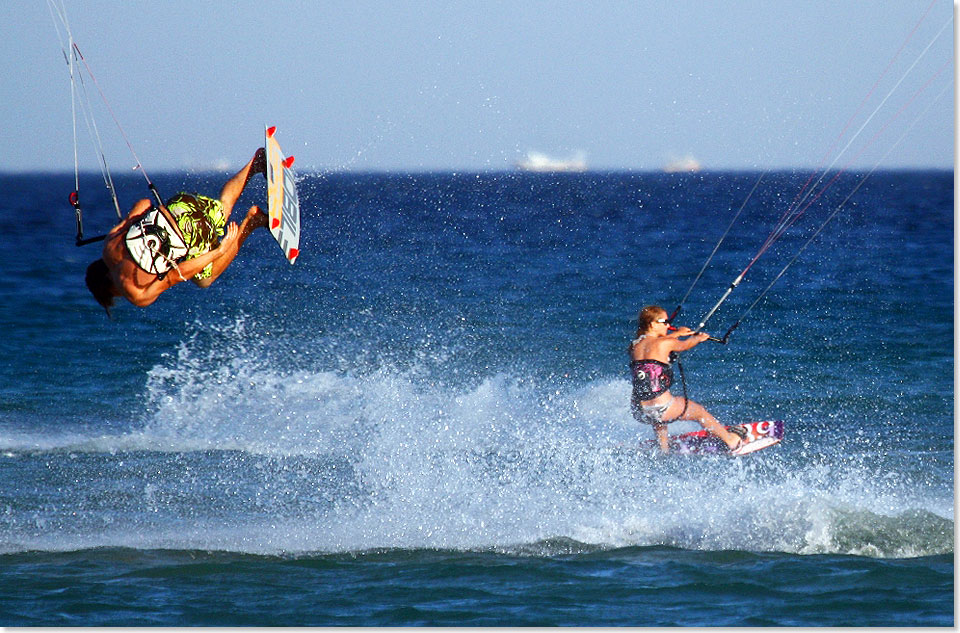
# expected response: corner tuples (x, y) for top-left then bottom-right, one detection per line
(166, 193), (226, 280)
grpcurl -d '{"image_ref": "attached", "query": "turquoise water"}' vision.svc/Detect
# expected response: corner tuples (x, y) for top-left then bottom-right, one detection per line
(0, 170), (952, 626)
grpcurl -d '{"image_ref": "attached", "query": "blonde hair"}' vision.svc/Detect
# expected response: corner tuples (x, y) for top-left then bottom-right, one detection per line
(635, 305), (667, 337)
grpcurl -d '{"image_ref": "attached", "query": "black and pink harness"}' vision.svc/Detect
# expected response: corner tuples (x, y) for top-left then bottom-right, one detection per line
(630, 358), (674, 401)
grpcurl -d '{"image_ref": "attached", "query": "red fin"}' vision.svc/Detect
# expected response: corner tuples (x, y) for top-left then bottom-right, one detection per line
(288, 248), (300, 260)
(283, 156), (295, 168)
(271, 218), (280, 229)
(267, 126), (277, 137)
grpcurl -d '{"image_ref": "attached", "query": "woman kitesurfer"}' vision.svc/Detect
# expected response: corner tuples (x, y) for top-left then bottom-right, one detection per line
(630, 305), (746, 455)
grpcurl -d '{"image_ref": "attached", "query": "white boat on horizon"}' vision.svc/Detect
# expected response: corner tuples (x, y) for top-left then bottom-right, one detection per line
(516, 151), (587, 172)
(664, 156), (702, 173)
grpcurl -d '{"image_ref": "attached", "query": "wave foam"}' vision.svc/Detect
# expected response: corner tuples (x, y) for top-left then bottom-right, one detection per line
(0, 316), (952, 559)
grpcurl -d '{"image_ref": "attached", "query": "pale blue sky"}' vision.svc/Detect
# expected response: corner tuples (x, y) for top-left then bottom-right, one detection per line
(2, 0), (955, 172)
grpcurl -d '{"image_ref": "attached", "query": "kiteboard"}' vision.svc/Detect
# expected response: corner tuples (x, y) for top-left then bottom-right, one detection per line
(265, 126), (301, 264)
(645, 420), (785, 456)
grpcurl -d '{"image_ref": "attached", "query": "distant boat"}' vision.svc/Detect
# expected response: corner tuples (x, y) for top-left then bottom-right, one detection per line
(516, 151), (587, 173)
(664, 156), (701, 173)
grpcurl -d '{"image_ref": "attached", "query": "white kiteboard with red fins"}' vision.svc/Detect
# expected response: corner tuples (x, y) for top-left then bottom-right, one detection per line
(265, 126), (301, 264)
(644, 420), (785, 456)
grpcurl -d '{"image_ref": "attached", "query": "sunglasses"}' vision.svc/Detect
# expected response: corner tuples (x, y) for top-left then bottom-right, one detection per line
(655, 318), (670, 323)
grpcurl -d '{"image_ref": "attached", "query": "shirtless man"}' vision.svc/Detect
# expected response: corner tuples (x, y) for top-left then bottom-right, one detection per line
(84, 148), (268, 315)
(629, 305), (746, 455)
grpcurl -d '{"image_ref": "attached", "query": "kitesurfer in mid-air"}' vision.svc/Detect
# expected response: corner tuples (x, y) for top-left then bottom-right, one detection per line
(84, 148), (269, 315)
(630, 305), (747, 455)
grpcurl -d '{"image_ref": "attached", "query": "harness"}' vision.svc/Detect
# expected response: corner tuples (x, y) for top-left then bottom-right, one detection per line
(629, 335), (689, 419)
(124, 205), (188, 279)
(630, 358), (674, 400)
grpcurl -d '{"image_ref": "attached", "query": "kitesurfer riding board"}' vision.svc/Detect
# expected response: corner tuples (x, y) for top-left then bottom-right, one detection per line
(630, 305), (749, 455)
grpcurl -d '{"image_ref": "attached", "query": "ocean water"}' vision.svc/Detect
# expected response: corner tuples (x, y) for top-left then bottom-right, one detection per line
(0, 169), (952, 626)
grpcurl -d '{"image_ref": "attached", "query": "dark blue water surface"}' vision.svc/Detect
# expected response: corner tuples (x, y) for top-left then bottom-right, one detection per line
(0, 169), (952, 626)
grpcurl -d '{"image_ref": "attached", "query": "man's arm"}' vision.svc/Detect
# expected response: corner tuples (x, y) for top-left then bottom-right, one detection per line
(123, 223), (241, 306)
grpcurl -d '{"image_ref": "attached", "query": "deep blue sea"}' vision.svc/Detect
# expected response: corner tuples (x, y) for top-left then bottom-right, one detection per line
(0, 168), (953, 626)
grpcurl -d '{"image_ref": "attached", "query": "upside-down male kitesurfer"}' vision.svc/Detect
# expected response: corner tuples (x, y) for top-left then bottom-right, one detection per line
(629, 305), (747, 455)
(84, 148), (269, 316)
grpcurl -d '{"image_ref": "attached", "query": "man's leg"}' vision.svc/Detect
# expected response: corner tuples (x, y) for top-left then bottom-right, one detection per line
(192, 206), (268, 288)
(218, 148), (267, 221)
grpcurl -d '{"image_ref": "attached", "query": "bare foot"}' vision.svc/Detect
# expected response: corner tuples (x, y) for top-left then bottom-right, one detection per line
(247, 205), (268, 227)
(722, 425), (748, 451)
(235, 206), (267, 242)
(252, 148), (267, 176)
